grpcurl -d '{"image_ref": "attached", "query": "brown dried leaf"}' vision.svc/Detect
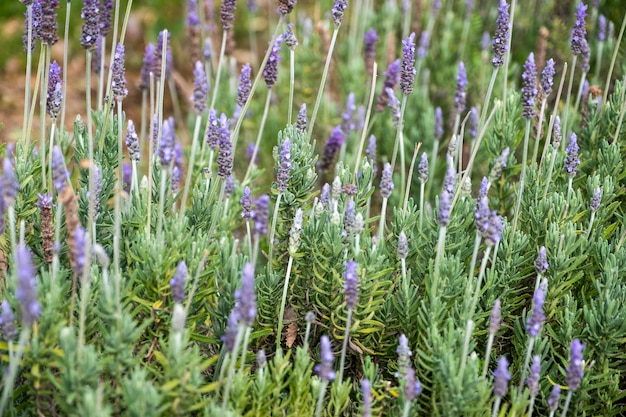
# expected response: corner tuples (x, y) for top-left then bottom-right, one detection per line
(286, 322), (297, 348)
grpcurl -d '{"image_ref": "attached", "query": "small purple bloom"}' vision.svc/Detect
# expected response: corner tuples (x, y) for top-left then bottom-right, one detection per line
(170, 261), (187, 304)
(122, 162), (131, 193)
(400, 32), (416, 96)
(526, 278), (547, 337)
(548, 385), (561, 412)
(553, 116), (562, 149)
(187, 0), (200, 27)
(376, 59), (400, 111)
(288, 208), (304, 254)
(237, 64), (252, 107)
(276, 138), (291, 193)
(365, 135), (377, 175)
(284, 24), (298, 50)
(434, 107), (443, 141)
(364, 28), (378, 74)
(481, 31), (491, 52)
(252, 195), (270, 235)
(235, 263), (257, 327)
(277, 0), (296, 15)
(521, 52), (538, 119)
(417, 30), (430, 59)
(47, 61), (62, 119)
(320, 183), (331, 207)
(111, 43), (128, 101)
(455, 62), (468, 114)
(564, 133), (580, 177)
(206, 109), (219, 149)
(444, 155), (455, 194)
(74, 225), (87, 277)
(51, 146), (68, 194)
(404, 367), (422, 402)
(126, 120), (141, 162)
(159, 117), (176, 168)
(468, 107), (478, 138)
(38, 0), (59, 45)
(139, 43), (155, 90)
(341, 92), (356, 133)
(380, 163), (394, 199)
(542, 58), (556, 97)
(315, 335), (336, 382)
(0, 300), (17, 340)
(571, 2), (588, 56)
(296, 103), (307, 131)
(331, 0), (348, 27)
(16, 244), (41, 326)
(344, 260), (359, 310)
(222, 310), (239, 352)
(475, 196), (490, 235)
(224, 175), (235, 198)
(492, 0), (510, 68)
(493, 356), (511, 398)
(318, 125), (344, 174)
(22, 3), (40, 52)
(386, 88), (401, 127)
(479, 177), (490, 199)
(598, 15), (607, 42)
(3, 158), (19, 207)
(484, 212), (503, 246)
(80, 0), (99, 50)
(220, 0), (236, 31)
(263, 35), (283, 88)
(438, 190), (451, 227)
(527, 355), (541, 398)
(192, 60), (209, 114)
(566, 338), (585, 391)
(396, 334), (412, 378)
(155, 31), (171, 80)
(535, 246), (548, 274)
(489, 299), (501, 334)
(361, 379), (371, 417)
(241, 186), (252, 220)
(398, 231), (408, 260)
(99, 0), (114, 37)
(92, 35), (103, 74)
(418, 152), (428, 183)
(217, 114), (232, 179)
(591, 187), (602, 212)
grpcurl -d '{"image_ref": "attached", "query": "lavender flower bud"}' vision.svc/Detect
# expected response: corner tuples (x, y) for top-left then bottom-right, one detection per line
(376, 59), (400, 111)
(206, 109), (219, 149)
(16, 244), (41, 326)
(488, 147), (509, 183)
(23, 3), (40, 52)
(444, 155), (456, 194)
(527, 355), (541, 398)
(284, 23), (298, 49)
(355, 212), (364, 234)
(386, 88), (401, 127)
(344, 199), (355, 235)
(222, 310), (239, 352)
(361, 379), (372, 417)
(598, 15), (607, 42)
(80, 0), (99, 50)
(155, 31), (171, 80)
(479, 177), (490, 199)
(404, 367), (422, 402)
(438, 190), (451, 227)
(241, 186), (252, 219)
(566, 338), (585, 391)
(447, 134), (457, 157)
(468, 107), (479, 138)
(263, 35), (283, 88)
(489, 299), (501, 334)
(278, 0), (296, 15)
(3, 158), (19, 207)
(170, 261), (187, 304)
(591, 187), (602, 212)
(400, 32), (416, 96)
(484, 212), (503, 246)
(455, 62), (468, 114)
(38, 0), (59, 45)
(493, 356), (511, 398)
(224, 175), (235, 198)
(564, 133), (580, 177)
(364, 28), (378, 74)
(481, 31), (491, 52)
(111, 43), (128, 101)
(580, 39), (591, 73)
(417, 30), (430, 59)
(47, 61), (63, 119)
(122, 162), (131, 194)
(521, 52), (538, 119)
(343, 260), (359, 309)
(331, 0), (348, 27)
(475, 196), (490, 235)
(492, 0), (510, 67)
(139, 43), (155, 90)
(305, 311), (316, 323)
(341, 93), (356, 133)
(331, 177), (342, 202)
(237, 64), (252, 107)
(571, 2), (588, 56)
(73, 225), (88, 278)
(418, 152), (428, 183)
(220, 0), (236, 31)
(542, 58), (556, 97)
(552, 116), (562, 148)
(0, 300), (17, 340)
(277, 138), (292, 193)
(257, 349), (266, 367)
(527, 278), (547, 337)
(99, 0), (114, 37)
(92, 35), (103, 74)
(289, 208), (303, 255)
(320, 183), (331, 207)
(435, 107), (443, 141)
(535, 246), (548, 274)
(235, 263), (257, 327)
(217, 114), (232, 178)
(51, 146), (68, 194)
(318, 126), (344, 174)
(315, 335), (335, 382)
(192, 60), (209, 114)
(548, 385), (561, 412)
(380, 163), (394, 199)
(159, 117), (176, 167)
(296, 104), (307, 131)
(396, 334), (412, 378)
(126, 120), (141, 162)
(398, 231), (408, 260)
(365, 135), (377, 175)
(252, 195), (270, 235)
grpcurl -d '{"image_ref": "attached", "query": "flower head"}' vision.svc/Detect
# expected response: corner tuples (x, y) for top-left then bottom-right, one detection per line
(455, 62), (468, 114)
(400, 33), (416, 95)
(417, 30), (430, 59)
(111, 43), (128, 101)
(444, 155), (455, 194)
(527, 355), (541, 398)
(222, 310), (239, 352)
(552, 116), (562, 149)
(99, 0), (114, 37)
(257, 349), (266, 367)
(289, 208), (304, 255)
(435, 107), (443, 141)
(236, 64), (252, 109)
(542, 58), (556, 97)
(564, 133), (580, 176)
(493, 356), (511, 398)
(3, 158), (19, 208)
(122, 162), (131, 194)
(490, 299), (501, 334)
(396, 334), (412, 378)
(139, 43), (155, 90)
(527, 278), (547, 337)
(571, 2), (588, 56)
(206, 109), (219, 150)
(521, 53), (538, 119)
(548, 385), (561, 412)
(566, 338), (585, 391)
(366, 135), (377, 175)
(192, 60), (209, 114)
(398, 231), (408, 260)
(15, 244), (41, 326)
(484, 212), (503, 246)
(331, 0), (348, 26)
(598, 14), (607, 42)
(170, 261), (187, 304)
(438, 191), (451, 227)
(318, 125), (344, 174)
(535, 246), (549, 274)
(380, 163), (394, 199)
(159, 117), (176, 168)
(51, 146), (68, 194)
(252, 195), (270, 235)
(235, 263), (257, 327)
(468, 107), (479, 138)
(296, 104), (307, 131)
(241, 186), (252, 220)
(263, 35), (283, 88)
(488, 147), (509, 183)
(404, 367), (423, 402)
(126, 120), (141, 162)
(492, 0), (510, 67)
(220, 0), (236, 31)
(80, 0), (99, 50)
(276, 138), (291, 193)
(361, 379), (372, 417)
(344, 260), (359, 310)
(376, 59), (400, 111)
(47, 61), (63, 119)
(364, 28), (378, 74)
(278, 0), (296, 15)
(418, 152), (429, 183)
(591, 187), (602, 212)
(284, 23), (298, 49)
(217, 114), (232, 179)
(315, 335), (336, 382)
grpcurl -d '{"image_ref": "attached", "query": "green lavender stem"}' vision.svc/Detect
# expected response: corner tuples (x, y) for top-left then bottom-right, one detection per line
(181, 115), (203, 211)
(222, 324), (244, 410)
(518, 336), (536, 395)
(308, 26), (340, 139)
(432, 226), (448, 304)
(47, 122), (57, 192)
(314, 381), (329, 417)
(418, 181), (426, 231)
(479, 69), (499, 132)
(595, 41), (604, 84)
(98, 37), (107, 111)
(391, 96), (408, 200)
(562, 55), (577, 146)
(288, 49), (295, 124)
(542, 146), (558, 200)
(401, 400), (412, 417)
(156, 169), (168, 244)
(268, 192), (283, 270)
(572, 71), (588, 123)
(238, 326), (252, 373)
(491, 396), (502, 417)
(459, 319), (474, 378)
(60, 1), (71, 129)
(532, 98), (548, 164)
(512, 119), (532, 240)
(337, 308), (353, 384)
(376, 197), (389, 251)
(482, 331), (496, 378)
(276, 255), (294, 352)
(23, 4), (33, 148)
(352, 62), (377, 178)
(243, 88), (272, 185)
(467, 246), (492, 324)
(560, 391), (574, 417)
(602, 13), (626, 110)
(466, 233), (483, 299)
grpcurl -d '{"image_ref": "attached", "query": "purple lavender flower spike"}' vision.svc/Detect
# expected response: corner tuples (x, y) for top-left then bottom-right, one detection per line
(159, 117), (176, 168)
(535, 246), (548, 274)
(331, 0), (348, 27)
(361, 379), (371, 417)
(455, 62), (468, 114)
(126, 120), (141, 162)
(438, 190), (451, 227)
(315, 335), (336, 382)
(475, 196), (490, 236)
(493, 356), (511, 398)
(92, 35), (103, 74)
(468, 107), (478, 138)
(376, 59), (400, 111)
(224, 175), (235, 198)
(284, 23), (298, 50)
(490, 299), (501, 334)
(527, 278), (547, 337)
(548, 385), (561, 412)
(365, 135), (377, 175)
(435, 107), (443, 141)
(257, 349), (266, 367)
(400, 32), (416, 96)
(206, 109), (219, 149)
(80, 0), (99, 50)
(155, 31), (170, 80)
(47, 61), (63, 119)
(263, 35), (283, 88)
(484, 212), (503, 246)
(51, 146), (68, 194)
(74, 224), (87, 277)
(417, 30), (430, 59)
(241, 186), (252, 219)
(396, 334), (412, 378)
(122, 162), (131, 193)
(598, 15), (607, 42)
(380, 163), (394, 199)
(3, 158), (19, 208)
(237, 64), (252, 108)
(344, 260), (359, 310)
(479, 177), (490, 199)
(296, 103), (307, 131)
(99, 0), (113, 37)
(566, 338), (585, 391)
(341, 93), (356, 133)
(170, 261), (187, 304)
(481, 31), (491, 52)
(564, 133), (580, 176)
(571, 2), (588, 56)
(277, 138), (292, 193)
(22, 4), (39, 52)
(542, 58), (556, 97)
(278, 0), (296, 16)
(111, 43), (128, 101)
(0, 300), (17, 340)
(527, 355), (541, 398)
(521, 52), (538, 119)
(492, 0), (510, 68)
(591, 187), (602, 211)
(444, 155), (455, 194)
(192, 60), (209, 115)
(364, 28), (378, 74)
(222, 310), (239, 352)
(418, 152), (428, 183)
(398, 231), (408, 260)
(39, 0), (59, 45)
(318, 125), (344, 174)
(552, 116), (562, 148)
(580, 40), (591, 72)
(16, 245), (41, 326)
(217, 114), (232, 179)
(139, 43), (155, 90)
(582, 79), (590, 98)
(235, 263), (257, 327)
(252, 195), (270, 235)
(220, 0), (236, 31)
(320, 183), (331, 207)
(386, 88), (401, 127)
(404, 367), (423, 402)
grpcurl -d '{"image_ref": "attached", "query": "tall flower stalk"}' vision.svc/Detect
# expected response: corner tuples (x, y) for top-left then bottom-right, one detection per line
(338, 260), (358, 384)
(209, 0), (235, 112)
(314, 335), (335, 417)
(268, 137), (291, 268)
(563, 2), (588, 143)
